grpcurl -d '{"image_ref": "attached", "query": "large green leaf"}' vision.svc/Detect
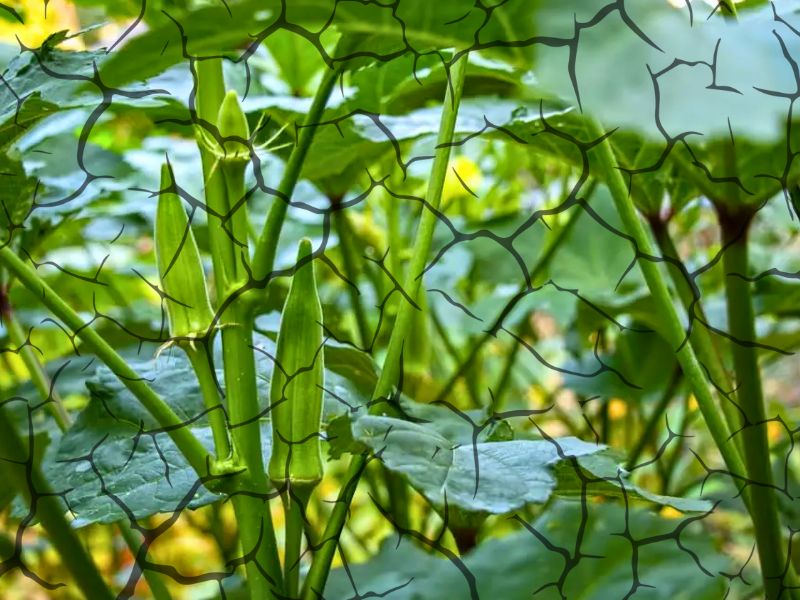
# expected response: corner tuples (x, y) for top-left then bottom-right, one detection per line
(529, 0), (800, 143)
(0, 34), (103, 148)
(268, 97), (569, 193)
(324, 500), (730, 600)
(352, 414), (709, 514)
(32, 351), (235, 526)
(97, 0), (532, 88)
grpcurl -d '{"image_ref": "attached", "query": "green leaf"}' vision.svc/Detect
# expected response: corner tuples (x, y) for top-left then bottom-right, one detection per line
(554, 452), (713, 514)
(353, 415), (599, 513)
(0, 152), (35, 241)
(33, 351), (238, 526)
(0, 41), (103, 148)
(353, 413), (710, 514)
(325, 500), (730, 600)
(531, 0), (800, 143)
(97, 1), (277, 87)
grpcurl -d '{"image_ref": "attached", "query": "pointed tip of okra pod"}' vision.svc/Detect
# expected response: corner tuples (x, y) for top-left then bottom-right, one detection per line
(297, 238), (313, 260)
(217, 90), (250, 141)
(292, 239), (317, 287)
(159, 159), (174, 191)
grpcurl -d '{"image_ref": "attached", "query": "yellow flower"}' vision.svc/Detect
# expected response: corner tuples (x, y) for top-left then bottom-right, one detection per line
(768, 420), (783, 443)
(607, 398), (628, 420)
(660, 506), (683, 519)
(526, 385), (546, 407)
(442, 155), (482, 203)
(0, 1), (83, 49)
(687, 395), (698, 412)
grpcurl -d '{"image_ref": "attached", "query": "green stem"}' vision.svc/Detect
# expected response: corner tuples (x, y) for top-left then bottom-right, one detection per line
(720, 210), (789, 599)
(186, 344), (231, 459)
(332, 205), (370, 346)
(589, 120), (746, 482)
(117, 521), (173, 600)
(0, 247), (212, 477)
(372, 57), (467, 407)
(649, 220), (743, 453)
(384, 185), (403, 279)
(2, 296), (70, 430)
(301, 54), (469, 600)
(195, 58), (235, 297)
(195, 58), (283, 599)
(302, 454), (367, 599)
(0, 404), (113, 600)
(283, 487), (312, 598)
(595, 123), (798, 597)
(251, 58), (346, 284)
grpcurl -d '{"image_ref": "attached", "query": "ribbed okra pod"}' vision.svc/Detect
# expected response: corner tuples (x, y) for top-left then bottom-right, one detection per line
(268, 239), (325, 488)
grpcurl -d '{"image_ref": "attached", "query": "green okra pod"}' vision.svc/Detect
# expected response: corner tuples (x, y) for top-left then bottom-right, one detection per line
(155, 161), (214, 341)
(269, 238), (325, 488)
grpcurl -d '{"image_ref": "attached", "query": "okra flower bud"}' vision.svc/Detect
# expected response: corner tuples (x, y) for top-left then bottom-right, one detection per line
(155, 162), (214, 340)
(216, 90), (251, 163)
(268, 239), (325, 488)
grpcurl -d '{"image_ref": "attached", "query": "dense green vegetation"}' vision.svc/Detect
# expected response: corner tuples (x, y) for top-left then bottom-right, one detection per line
(2, 1), (800, 598)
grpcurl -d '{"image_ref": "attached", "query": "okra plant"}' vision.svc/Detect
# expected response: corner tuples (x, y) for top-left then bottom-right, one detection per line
(2, 1), (800, 599)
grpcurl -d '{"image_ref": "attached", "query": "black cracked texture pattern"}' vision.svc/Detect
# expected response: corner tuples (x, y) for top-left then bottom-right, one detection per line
(1, 0), (800, 599)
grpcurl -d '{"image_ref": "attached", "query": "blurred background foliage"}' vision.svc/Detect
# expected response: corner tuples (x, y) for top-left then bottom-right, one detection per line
(1, 0), (800, 598)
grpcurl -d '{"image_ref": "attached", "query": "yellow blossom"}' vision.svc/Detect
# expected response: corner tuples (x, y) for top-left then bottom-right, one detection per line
(607, 398), (628, 420)
(660, 506), (683, 519)
(768, 420), (783, 443)
(0, 1), (83, 49)
(442, 155), (482, 203)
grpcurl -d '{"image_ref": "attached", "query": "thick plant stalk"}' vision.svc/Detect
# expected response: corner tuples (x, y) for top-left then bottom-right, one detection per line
(720, 211), (790, 600)
(0, 405), (113, 600)
(301, 54), (469, 600)
(195, 59), (235, 296)
(590, 122), (744, 475)
(194, 59), (283, 597)
(251, 58), (346, 284)
(649, 220), (743, 455)
(0, 247), (212, 477)
(591, 122), (795, 598)
(186, 346), (231, 459)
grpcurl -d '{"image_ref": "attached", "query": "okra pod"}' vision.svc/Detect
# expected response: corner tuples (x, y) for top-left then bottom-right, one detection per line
(155, 161), (214, 341)
(268, 239), (325, 488)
